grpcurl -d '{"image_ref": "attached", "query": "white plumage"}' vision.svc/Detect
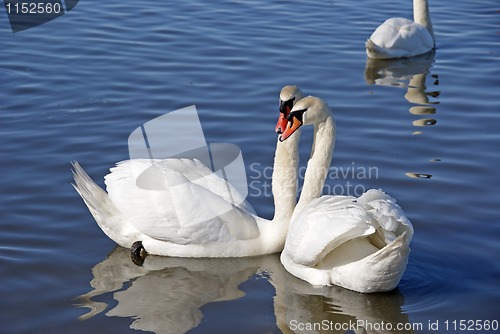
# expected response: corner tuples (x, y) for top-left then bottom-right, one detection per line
(73, 87), (305, 258)
(278, 95), (414, 293)
(73, 155), (287, 257)
(282, 190), (413, 292)
(366, 0), (435, 59)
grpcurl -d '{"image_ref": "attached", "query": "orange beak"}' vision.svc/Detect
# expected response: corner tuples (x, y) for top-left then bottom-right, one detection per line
(275, 101), (292, 134)
(279, 115), (302, 142)
(275, 113), (288, 134)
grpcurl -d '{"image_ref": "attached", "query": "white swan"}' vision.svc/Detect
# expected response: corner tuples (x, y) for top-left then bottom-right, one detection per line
(277, 94), (414, 293)
(366, 0), (435, 59)
(72, 86), (305, 258)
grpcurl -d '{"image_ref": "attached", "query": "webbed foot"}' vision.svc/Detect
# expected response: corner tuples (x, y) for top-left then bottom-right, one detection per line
(131, 241), (148, 266)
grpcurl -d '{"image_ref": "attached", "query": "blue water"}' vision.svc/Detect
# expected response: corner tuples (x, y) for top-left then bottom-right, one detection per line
(1, 0), (499, 333)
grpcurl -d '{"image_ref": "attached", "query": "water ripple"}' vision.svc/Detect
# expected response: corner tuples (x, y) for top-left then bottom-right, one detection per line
(1, 0), (499, 332)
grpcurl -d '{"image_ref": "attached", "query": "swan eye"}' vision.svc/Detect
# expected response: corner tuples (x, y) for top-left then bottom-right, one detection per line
(287, 108), (306, 123)
(279, 97), (295, 117)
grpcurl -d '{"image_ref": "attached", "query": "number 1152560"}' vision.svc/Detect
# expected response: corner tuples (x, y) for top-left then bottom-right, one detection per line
(6, 2), (62, 14)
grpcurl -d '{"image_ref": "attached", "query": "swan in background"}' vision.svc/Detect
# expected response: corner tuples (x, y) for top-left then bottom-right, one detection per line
(277, 95), (414, 293)
(72, 87), (305, 258)
(366, 0), (435, 59)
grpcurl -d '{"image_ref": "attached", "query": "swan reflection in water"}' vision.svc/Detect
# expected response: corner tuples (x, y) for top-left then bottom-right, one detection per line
(365, 51), (440, 180)
(76, 247), (414, 334)
(365, 51), (439, 133)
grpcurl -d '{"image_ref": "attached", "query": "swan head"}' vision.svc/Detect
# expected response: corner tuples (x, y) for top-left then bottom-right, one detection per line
(279, 96), (332, 142)
(275, 85), (304, 134)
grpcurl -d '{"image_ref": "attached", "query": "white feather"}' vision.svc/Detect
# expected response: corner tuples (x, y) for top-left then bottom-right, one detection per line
(366, 0), (435, 59)
(279, 96), (414, 293)
(72, 86), (306, 258)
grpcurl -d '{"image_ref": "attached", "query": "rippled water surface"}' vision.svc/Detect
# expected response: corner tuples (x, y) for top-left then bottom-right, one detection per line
(1, 0), (499, 333)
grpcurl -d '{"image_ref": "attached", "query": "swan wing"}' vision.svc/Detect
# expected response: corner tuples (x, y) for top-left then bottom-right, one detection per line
(285, 196), (375, 267)
(104, 159), (260, 245)
(357, 189), (414, 243)
(368, 18), (434, 58)
(328, 232), (410, 293)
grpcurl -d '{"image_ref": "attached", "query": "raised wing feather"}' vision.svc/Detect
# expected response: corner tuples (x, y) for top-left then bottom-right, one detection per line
(285, 196), (375, 267)
(357, 189), (414, 243)
(104, 159), (259, 245)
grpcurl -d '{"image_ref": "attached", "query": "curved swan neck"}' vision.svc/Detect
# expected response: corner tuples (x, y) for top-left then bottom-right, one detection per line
(413, 0), (435, 45)
(272, 129), (300, 222)
(294, 115), (335, 215)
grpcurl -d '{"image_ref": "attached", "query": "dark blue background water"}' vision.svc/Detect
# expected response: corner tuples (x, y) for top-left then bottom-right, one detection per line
(1, 0), (499, 333)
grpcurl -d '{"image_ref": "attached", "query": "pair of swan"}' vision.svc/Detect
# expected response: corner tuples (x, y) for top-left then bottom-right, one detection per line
(366, 0), (435, 59)
(73, 85), (413, 293)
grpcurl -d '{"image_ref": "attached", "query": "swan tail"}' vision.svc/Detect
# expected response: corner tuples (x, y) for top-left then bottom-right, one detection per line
(365, 39), (399, 60)
(329, 232), (410, 293)
(365, 38), (376, 50)
(362, 232), (410, 292)
(365, 39), (384, 59)
(72, 162), (146, 248)
(71, 161), (121, 228)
